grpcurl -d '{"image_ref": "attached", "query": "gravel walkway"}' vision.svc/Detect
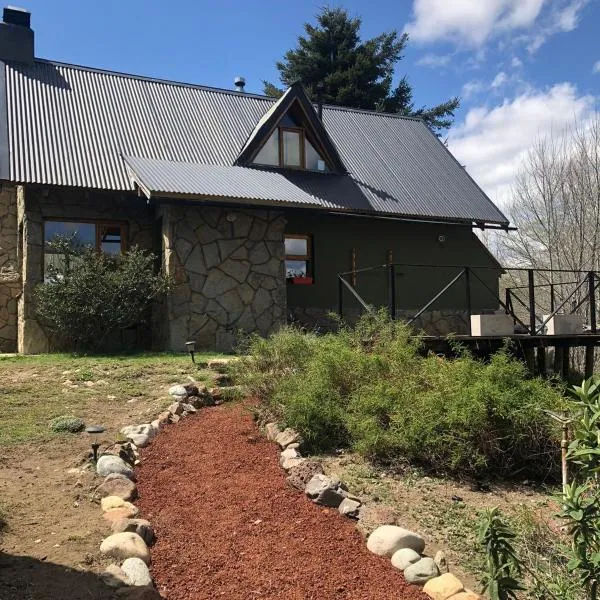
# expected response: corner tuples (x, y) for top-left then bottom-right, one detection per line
(136, 404), (427, 600)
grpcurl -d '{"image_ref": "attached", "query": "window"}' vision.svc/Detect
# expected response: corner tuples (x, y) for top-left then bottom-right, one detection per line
(44, 220), (126, 279)
(252, 110), (329, 172)
(285, 234), (312, 280)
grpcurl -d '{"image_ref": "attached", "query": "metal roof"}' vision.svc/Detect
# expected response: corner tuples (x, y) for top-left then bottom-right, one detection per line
(2, 59), (509, 225)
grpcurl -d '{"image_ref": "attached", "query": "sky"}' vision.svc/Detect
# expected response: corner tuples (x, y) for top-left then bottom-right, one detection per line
(20, 0), (600, 211)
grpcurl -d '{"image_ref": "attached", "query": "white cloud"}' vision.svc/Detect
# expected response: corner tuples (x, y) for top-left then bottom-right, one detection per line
(491, 71), (508, 88)
(448, 83), (596, 207)
(511, 56), (523, 68)
(594, 60), (600, 74)
(405, 0), (546, 46)
(461, 80), (486, 99)
(415, 53), (451, 68)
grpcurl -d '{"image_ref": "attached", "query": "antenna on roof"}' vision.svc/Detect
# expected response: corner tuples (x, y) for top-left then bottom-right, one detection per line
(234, 76), (246, 93)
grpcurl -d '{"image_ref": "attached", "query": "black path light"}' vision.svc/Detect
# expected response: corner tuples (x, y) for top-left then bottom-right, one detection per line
(185, 340), (196, 364)
(85, 425), (106, 462)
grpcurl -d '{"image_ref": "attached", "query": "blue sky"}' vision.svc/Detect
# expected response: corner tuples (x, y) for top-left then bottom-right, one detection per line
(21, 0), (600, 207)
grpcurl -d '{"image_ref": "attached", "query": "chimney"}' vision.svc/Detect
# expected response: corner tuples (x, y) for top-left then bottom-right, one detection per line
(0, 6), (34, 63)
(234, 76), (246, 93)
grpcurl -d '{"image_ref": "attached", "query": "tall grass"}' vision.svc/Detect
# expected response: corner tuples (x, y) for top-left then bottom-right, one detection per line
(235, 311), (565, 479)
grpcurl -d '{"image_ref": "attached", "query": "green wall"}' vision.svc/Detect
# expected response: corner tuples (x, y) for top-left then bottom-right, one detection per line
(284, 211), (502, 314)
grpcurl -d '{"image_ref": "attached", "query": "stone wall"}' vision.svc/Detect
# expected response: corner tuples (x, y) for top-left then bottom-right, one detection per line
(289, 306), (469, 336)
(0, 184), (19, 352)
(18, 186), (155, 353)
(161, 205), (286, 351)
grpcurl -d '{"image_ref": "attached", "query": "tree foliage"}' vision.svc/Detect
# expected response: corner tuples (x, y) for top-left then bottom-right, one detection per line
(263, 7), (459, 133)
(34, 234), (170, 352)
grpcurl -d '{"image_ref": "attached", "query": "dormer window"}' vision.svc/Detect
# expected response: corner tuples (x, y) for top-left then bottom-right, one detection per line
(252, 107), (329, 172)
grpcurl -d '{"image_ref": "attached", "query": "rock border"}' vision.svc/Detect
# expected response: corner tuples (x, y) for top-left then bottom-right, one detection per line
(89, 358), (240, 599)
(264, 420), (483, 600)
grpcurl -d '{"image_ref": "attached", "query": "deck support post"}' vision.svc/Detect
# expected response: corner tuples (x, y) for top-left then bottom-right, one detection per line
(464, 267), (472, 335)
(528, 269), (536, 334)
(586, 271), (597, 379)
(562, 347), (570, 381)
(387, 264), (396, 320)
(536, 347), (547, 378)
(553, 346), (563, 376)
(524, 347), (536, 375)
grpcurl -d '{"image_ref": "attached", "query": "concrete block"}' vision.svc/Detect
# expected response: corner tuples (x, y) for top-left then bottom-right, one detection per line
(470, 314), (514, 337)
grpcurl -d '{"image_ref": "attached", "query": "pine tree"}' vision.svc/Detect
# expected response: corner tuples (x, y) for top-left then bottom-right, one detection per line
(264, 7), (459, 133)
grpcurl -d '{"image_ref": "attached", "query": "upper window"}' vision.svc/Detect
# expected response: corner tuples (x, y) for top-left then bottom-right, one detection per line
(253, 108), (329, 172)
(44, 220), (126, 278)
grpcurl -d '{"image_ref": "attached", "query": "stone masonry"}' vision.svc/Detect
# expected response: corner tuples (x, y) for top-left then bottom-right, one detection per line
(0, 184), (19, 352)
(160, 205), (286, 351)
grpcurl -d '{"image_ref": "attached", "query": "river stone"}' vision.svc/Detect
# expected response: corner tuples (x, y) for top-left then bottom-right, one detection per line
(265, 422), (281, 441)
(168, 401), (184, 416)
(156, 411), (172, 426)
(434, 550), (449, 574)
(101, 496), (128, 511)
(391, 548), (421, 570)
(97, 455), (134, 479)
(121, 557), (152, 586)
(305, 474), (337, 499)
(96, 477), (137, 501)
(100, 532), (150, 564)
(404, 557), (439, 584)
(120, 424), (155, 448)
(103, 505), (139, 522)
(105, 472), (130, 482)
(367, 525), (426, 557)
(275, 428), (300, 448)
(423, 573), (464, 599)
(286, 460), (323, 491)
(102, 564), (130, 587)
(111, 518), (155, 545)
(168, 384), (188, 397)
(180, 403), (197, 413)
(338, 498), (361, 518)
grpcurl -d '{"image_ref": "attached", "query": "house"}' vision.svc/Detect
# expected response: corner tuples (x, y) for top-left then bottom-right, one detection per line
(0, 7), (509, 353)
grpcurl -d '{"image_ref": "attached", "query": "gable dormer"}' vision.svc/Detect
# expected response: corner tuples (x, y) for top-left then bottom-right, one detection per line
(235, 82), (347, 174)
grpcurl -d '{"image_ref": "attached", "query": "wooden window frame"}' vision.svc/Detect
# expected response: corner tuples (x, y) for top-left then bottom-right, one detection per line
(44, 218), (128, 253)
(285, 233), (313, 282)
(279, 127), (306, 170)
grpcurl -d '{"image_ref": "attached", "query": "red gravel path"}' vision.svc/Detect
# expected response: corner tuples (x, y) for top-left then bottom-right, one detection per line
(136, 405), (427, 600)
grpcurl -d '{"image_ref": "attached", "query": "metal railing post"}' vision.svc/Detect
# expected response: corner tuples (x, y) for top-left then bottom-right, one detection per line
(528, 269), (536, 335)
(388, 264), (396, 320)
(465, 267), (472, 335)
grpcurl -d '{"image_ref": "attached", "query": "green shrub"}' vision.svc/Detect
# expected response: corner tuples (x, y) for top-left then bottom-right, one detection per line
(237, 310), (565, 478)
(48, 415), (85, 433)
(34, 235), (170, 352)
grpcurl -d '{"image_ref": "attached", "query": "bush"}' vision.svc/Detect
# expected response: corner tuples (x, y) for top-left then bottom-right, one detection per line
(34, 235), (170, 352)
(236, 310), (565, 479)
(48, 415), (85, 433)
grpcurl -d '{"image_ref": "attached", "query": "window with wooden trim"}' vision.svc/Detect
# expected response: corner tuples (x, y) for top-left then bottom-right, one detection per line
(43, 220), (127, 279)
(285, 234), (312, 281)
(253, 106), (329, 172)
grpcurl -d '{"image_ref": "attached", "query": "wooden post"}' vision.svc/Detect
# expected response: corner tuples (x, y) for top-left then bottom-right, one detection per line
(536, 347), (547, 378)
(388, 264), (396, 320)
(554, 346), (563, 376)
(585, 271), (596, 379)
(528, 269), (536, 334)
(562, 347), (570, 381)
(524, 347), (536, 375)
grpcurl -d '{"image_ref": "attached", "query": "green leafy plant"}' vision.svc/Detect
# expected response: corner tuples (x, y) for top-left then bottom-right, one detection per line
(478, 507), (525, 600)
(34, 235), (170, 352)
(48, 415), (85, 433)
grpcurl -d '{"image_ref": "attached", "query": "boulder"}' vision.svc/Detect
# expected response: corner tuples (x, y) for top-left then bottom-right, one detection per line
(156, 411), (172, 426)
(434, 550), (449, 574)
(423, 573), (464, 599)
(120, 424), (155, 448)
(305, 474), (346, 508)
(95, 477), (137, 501)
(180, 403), (197, 413)
(168, 402), (184, 416)
(168, 384), (188, 397)
(367, 525), (426, 557)
(102, 564), (130, 587)
(338, 498), (361, 518)
(121, 557), (153, 586)
(265, 423), (281, 441)
(391, 548), (421, 571)
(403, 557), (439, 584)
(96, 455), (134, 479)
(286, 460), (324, 491)
(111, 518), (155, 546)
(105, 472), (130, 483)
(275, 428), (301, 449)
(99, 532), (150, 564)
(101, 496), (129, 512)
(103, 505), (139, 522)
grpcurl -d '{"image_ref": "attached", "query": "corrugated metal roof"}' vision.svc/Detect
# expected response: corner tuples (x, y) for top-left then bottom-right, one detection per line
(3, 59), (509, 225)
(123, 155), (324, 207)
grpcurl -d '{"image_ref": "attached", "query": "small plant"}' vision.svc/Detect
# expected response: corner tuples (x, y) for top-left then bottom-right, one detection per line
(34, 236), (170, 352)
(48, 415), (85, 433)
(478, 507), (525, 600)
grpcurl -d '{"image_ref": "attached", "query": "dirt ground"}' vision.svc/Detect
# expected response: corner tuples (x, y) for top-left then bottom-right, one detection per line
(136, 404), (428, 600)
(0, 353), (217, 600)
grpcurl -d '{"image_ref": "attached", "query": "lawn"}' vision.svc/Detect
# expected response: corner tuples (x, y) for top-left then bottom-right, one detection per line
(0, 351), (222, 445)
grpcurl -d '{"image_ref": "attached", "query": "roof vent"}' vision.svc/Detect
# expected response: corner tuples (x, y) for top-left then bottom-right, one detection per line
(234, 76), (246, 92)
(0, 5), (33, 63)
